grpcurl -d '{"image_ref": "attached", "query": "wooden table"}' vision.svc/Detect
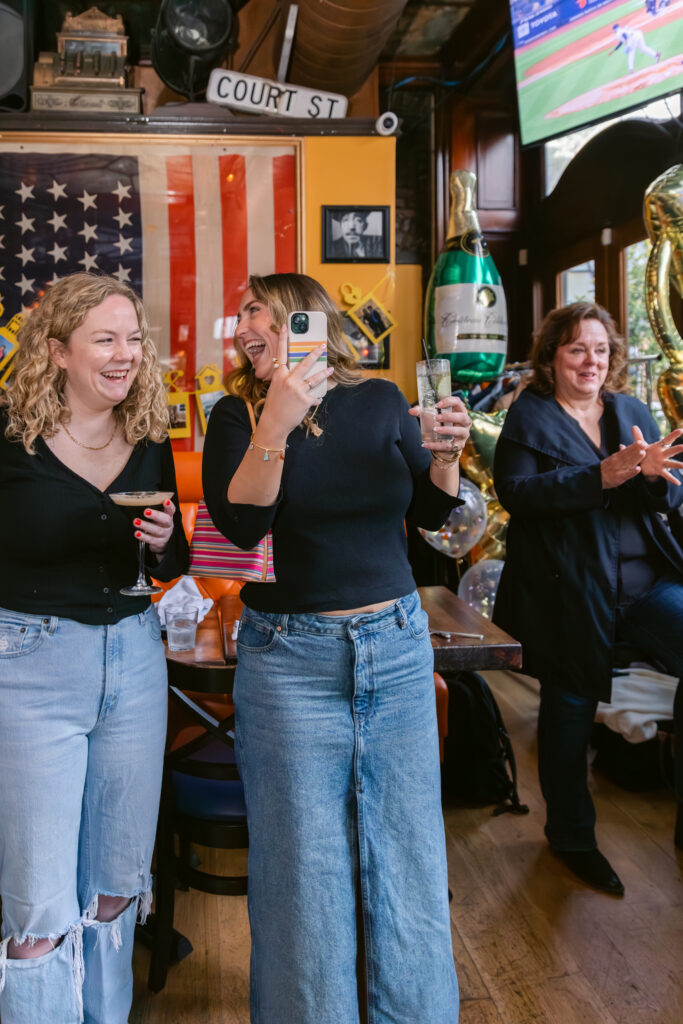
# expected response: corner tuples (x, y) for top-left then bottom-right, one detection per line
(165, 586), (521, 684)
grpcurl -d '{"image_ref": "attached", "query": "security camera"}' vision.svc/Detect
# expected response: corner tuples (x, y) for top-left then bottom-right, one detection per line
(375, 111), (398, 136)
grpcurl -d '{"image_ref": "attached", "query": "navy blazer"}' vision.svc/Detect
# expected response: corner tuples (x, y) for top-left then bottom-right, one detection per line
(492, 388), (683, 701)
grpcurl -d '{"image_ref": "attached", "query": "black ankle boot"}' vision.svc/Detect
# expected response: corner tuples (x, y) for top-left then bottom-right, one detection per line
(554, 848), (625, 896)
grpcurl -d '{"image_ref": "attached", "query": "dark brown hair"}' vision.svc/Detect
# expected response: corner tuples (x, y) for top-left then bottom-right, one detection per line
(528, 302), (629, 396)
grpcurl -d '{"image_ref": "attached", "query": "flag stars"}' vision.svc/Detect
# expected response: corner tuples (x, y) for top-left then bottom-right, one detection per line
(113, 208), (132, 229)
(49, 242), (68, 263)
(47, 211), (68, 232)
(0, 205), (4, 219)
(18, 273), (35, 295)
(46, 180), (68, 201)
(0, 236), (4, 250)
(77, 190), (97, 211)
(113, 264), (131, 283)
(112, 181), (132, 201)
(115, 235), (133, 255)
(15, 182), (35, 202)
(47, 273), (62, 287)
(17, 214), (35, 234)
(78, 223), (98, 243)
(79, 252), (99, 272)
(18, 245), (35, 267)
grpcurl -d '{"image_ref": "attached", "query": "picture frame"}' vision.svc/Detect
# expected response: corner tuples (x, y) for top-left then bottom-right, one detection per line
(196, 386), (227, 435)
(322, 205), (390, 263)
(347, 291), (396, 345)
(342, 312), (390, 369)
(167, 392), (192, 440)
(0, 331), (18, 376)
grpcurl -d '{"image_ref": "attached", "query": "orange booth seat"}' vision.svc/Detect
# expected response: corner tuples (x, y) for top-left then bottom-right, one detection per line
(152, 450), (242, 604)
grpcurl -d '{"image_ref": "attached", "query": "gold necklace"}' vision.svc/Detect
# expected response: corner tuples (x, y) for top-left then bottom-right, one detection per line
(62, 420), (117, 451)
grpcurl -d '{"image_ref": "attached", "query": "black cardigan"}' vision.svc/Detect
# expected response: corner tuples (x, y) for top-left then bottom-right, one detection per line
(493, 389), (683, 701)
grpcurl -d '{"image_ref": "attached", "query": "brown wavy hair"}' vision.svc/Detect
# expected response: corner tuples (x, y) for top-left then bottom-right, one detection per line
(528, 302), (629, 396)
(225, 273), (363, 432)
(4, 273), (169, 453)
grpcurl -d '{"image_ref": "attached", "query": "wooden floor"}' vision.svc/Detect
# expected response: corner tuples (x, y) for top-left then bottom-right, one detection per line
(131, 670), (683, 1023)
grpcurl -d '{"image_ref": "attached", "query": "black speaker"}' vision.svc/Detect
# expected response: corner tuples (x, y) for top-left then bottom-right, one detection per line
(0, 0), (33, 112)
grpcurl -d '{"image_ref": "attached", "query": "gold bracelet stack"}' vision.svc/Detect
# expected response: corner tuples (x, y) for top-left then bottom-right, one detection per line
(249, 433), (288, 462)
(430, 447), (461, 467)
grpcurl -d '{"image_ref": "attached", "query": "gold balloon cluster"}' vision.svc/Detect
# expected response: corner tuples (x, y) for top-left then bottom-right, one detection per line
(459, 408), (509, 562)
(644, 164), (683, 428)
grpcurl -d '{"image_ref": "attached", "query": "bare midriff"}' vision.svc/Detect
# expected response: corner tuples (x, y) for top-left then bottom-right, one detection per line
(320, 598), (398, 617)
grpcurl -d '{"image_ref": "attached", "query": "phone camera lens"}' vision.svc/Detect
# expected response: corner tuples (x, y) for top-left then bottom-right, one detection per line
(291, 313), (309, 334)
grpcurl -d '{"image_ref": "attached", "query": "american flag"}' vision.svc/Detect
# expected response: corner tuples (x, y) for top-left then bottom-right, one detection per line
(0, 139), (297, 447)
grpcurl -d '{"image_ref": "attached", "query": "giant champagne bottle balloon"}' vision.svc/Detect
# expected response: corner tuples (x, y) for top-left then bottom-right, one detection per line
(424, 170), (508, 384)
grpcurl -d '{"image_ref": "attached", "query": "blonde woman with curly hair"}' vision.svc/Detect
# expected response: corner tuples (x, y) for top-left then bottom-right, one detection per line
(0, 273), (188, 1024)
(203, 273), (469, 1023)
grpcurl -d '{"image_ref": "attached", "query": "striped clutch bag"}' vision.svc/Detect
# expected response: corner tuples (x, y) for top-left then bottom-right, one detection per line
(188, 501), (275, 583)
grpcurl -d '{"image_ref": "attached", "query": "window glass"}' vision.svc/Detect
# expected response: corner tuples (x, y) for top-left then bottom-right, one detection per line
(560, 260), (595, 305)
(624, 238), (666, 429)
(545, 96), (681, 195)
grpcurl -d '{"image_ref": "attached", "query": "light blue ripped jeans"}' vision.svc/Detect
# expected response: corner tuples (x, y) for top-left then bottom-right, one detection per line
(0, 605), (168, 1024)
(234, 590), (459, 1024)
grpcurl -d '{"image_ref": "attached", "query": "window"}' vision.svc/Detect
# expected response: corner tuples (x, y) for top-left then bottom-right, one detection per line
(624, 238), (665, 428)
(560, 260), (595, 305)
(545, 96), (681, 195)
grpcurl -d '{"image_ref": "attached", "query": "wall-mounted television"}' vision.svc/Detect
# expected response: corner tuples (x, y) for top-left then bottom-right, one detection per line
(511, 0), (683, 146)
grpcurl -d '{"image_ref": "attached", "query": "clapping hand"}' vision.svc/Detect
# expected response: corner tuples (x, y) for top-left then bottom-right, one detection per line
(633, 425), (683, 486)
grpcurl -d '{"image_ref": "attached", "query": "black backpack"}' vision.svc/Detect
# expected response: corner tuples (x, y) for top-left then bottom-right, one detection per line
(441, 671), (529, 816)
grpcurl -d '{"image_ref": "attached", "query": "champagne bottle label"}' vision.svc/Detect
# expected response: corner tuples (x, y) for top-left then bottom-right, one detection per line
(434, 283), (507, 354)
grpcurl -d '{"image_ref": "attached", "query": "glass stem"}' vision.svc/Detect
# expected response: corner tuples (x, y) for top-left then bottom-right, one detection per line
(136, 539), (148, 588)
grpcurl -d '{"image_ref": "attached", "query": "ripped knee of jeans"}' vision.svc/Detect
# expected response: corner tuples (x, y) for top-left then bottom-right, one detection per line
(82, 885), (152, 952)
(0, 924), (85, 1021)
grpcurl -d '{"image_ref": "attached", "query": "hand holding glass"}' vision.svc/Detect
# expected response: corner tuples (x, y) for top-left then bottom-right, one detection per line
(417, 359), (452, 442)
(109, 490), (174, 596)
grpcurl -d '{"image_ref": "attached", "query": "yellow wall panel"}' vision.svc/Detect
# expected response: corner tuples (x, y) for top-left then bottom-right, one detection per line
(300, 136), (422, 400)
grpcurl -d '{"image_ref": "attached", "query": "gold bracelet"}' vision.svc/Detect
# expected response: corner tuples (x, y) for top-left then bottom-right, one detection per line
(248, 433), (288, 462)
(430, 447), (461, 466)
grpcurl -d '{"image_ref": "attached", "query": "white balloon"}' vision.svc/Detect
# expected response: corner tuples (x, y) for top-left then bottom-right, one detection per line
(457, 558), (504, 620)
(418, 479), (487, 559)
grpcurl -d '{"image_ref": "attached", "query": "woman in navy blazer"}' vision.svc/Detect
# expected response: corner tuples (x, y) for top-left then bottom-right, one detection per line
(494, 302), (683, 895)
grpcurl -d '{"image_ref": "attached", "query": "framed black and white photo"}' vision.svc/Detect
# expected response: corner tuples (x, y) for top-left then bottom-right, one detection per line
(348, 293), (395, 345)
(322, 205), (390, 263)
(342, 312), (390, 369)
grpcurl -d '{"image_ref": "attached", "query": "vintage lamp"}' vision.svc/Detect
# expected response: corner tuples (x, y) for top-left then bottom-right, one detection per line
(151, 0), (240, 101)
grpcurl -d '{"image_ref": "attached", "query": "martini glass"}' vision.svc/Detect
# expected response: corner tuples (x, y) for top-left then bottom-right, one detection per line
(110, 490), (174, 596)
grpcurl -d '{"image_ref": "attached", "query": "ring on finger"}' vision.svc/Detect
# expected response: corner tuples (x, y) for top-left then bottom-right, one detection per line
(273, 358), (280, 368)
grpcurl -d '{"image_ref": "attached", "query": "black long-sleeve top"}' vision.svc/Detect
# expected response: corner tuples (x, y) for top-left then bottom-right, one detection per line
(202, 379), (460, 613)
(0, 410), (189, 624)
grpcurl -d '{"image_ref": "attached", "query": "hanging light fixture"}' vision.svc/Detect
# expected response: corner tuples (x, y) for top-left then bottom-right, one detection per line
(151, 0), (240, 102)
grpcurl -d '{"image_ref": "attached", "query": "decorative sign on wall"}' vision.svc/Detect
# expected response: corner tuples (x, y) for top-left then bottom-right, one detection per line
(0, 302), (22, 389)
(164, 370), (193, 440)
(207, 68), (348, 120)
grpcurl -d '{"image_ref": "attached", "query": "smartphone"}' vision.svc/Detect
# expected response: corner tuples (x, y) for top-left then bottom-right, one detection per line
(287, 310), (328, 400)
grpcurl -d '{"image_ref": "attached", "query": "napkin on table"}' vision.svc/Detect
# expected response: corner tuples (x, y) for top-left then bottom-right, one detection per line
(157, 575), (213, 627)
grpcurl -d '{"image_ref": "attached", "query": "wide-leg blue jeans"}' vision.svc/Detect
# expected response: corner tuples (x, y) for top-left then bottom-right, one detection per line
(234, 590), (459, 1024)
(0, 605), (167, 1024)
(539, 576), (683, 851)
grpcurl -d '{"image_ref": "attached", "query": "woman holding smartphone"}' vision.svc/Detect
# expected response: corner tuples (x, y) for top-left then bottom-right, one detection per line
(203, 273), (469, 1023)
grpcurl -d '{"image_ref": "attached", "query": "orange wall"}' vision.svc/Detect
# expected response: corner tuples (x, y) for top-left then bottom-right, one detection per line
(301, 136), (422, 400)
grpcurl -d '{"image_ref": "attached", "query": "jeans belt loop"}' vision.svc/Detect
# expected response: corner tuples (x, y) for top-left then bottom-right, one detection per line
(279, 613), (289, 637)
(48, 615), (59, 635)
(396, 599), (408, 629)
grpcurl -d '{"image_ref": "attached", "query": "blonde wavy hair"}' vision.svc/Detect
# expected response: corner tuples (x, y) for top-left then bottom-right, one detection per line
(225, 273), (363, 432)
(4, 273), (169, 453)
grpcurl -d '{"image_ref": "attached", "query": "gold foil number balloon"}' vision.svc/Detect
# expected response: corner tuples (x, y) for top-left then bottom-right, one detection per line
(644, 165), (683, 428)
(460, 408), (506, 496)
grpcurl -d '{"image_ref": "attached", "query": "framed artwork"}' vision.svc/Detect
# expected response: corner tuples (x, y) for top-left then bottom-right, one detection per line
(167, 393), (192, 439)
(342, 312), (390, 369)
(0, 331), (18, 375)
(348, 291), (396, 345)
(196, 386), (226, 434)
(322, 205), (390, 263)
(0, 130), (301, 446)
